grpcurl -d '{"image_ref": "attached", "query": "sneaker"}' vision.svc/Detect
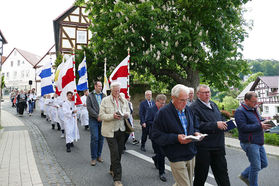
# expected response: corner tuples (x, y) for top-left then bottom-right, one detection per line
(132, 139), (139, 145)
(91, 160), (97, 166)
(97, 157), (104, 163)
(238, 175), (249, 185)
(114, 181), (123, 186)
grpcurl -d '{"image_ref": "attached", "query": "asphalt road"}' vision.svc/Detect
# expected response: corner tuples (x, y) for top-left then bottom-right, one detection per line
(3, 102), (279, 186)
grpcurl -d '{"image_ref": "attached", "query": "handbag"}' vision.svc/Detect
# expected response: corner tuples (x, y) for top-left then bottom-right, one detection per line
(124, 118), (134, 134)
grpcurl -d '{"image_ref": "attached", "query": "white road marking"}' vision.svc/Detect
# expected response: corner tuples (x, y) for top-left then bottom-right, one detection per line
(126, 150), (215, 186)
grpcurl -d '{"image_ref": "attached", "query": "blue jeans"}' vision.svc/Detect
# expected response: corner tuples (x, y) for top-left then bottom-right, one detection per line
(89, 118), (104, 160)
(240, 142), (268, 186)
(28, 101), (34, 113)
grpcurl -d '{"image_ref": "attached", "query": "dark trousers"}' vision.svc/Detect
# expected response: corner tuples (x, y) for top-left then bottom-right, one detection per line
(18, 102), (25, 115)
(141, 125), (149, 147)
(151, 140), (165, 175)
(106, 130), (126, 181)
(194, 148), (230, 186)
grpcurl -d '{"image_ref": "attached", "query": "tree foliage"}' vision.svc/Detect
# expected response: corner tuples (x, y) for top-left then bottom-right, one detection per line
(249, 59), (279, 76)
(76, 0), (250, 90)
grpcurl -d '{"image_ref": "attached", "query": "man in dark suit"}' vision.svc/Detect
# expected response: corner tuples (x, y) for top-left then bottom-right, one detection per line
(139, 90), (155, 151)
(190, 84), (230, 186)
(145, 94), (167, 182)
(87, 81), (106, 166)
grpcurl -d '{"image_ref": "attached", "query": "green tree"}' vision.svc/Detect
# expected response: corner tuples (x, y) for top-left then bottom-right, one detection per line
(249, 59), (279, 76)
(76, 0), (250, 90)
(222, 96), (239, 112)
(241, 72), (264, 90)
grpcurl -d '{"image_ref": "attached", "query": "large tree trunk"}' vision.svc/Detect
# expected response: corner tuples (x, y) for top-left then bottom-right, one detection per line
(152, 67), (200, 89)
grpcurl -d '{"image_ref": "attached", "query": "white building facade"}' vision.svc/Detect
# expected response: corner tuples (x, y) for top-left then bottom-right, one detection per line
(2, 48), (41, 93)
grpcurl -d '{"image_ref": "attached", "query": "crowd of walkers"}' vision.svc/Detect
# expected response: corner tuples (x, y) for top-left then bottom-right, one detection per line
(9, 82), (270, 186)
(10, 88), (37, 116)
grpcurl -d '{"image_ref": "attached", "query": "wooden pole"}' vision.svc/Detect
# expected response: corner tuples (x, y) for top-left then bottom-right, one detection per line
(127, 48), (130, 97)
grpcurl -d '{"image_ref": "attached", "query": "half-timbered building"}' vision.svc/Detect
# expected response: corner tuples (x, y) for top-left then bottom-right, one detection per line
(238, 76), (279, 119)
(53, 5), (91, 55)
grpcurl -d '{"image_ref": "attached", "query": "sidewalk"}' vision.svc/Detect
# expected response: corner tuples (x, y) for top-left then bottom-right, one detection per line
(225, 137), (279, 157)
(0, 110), (43, 186)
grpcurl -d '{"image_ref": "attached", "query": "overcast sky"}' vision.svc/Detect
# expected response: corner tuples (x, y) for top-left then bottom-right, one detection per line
(1, 0), (279, 60)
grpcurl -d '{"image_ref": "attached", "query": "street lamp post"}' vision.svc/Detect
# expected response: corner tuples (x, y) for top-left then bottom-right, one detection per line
(0, 30), (8, 127)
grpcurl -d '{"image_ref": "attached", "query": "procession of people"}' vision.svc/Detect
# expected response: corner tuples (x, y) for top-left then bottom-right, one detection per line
(8, 81), (272, 186)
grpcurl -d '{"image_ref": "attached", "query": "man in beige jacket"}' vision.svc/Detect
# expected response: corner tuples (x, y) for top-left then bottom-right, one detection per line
(99, 82), (130, 186)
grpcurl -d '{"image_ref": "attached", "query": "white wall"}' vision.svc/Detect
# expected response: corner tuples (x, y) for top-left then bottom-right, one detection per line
(2, 49), (36, 91)
(261, 103), (279, 119)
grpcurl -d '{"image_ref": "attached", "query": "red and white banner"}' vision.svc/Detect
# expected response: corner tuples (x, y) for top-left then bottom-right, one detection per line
(109, 55), (130, 97)
(59, 55), (82, 105)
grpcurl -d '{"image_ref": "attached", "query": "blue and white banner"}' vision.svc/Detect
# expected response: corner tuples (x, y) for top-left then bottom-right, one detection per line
(39, 60), (54, 96)
(77, 57), (88, 91)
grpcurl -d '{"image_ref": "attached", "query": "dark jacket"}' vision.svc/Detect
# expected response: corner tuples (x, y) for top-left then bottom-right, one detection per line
(86, 91), (106, 120)
(139, 99), (155, 125)
(145, 105), (158, 138)
(235, 103), (264, 145)
(190, 99), (225, 149)
(152, 102), (199, 162)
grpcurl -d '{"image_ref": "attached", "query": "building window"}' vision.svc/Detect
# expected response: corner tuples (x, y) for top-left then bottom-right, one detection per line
(266, 90), (269, 97)
(264, 106), (269, 114)
(14, 51), (17, 56)
(21, 71), (24, 78)
(11, 61), (13, 67)
(277, 107), (279, 114)
(26, 70), (30, 78)
(17, 60), (20, 66)
(13, 71), (17, 78)
(6, 72), (9, 78)
(22, 60), (24, 64)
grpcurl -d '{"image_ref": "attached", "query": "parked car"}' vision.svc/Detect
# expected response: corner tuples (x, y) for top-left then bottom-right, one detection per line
(265, 126), (279, 134)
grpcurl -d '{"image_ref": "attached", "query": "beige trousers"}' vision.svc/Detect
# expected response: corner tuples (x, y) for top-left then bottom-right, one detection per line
(170, 157), (195, 186)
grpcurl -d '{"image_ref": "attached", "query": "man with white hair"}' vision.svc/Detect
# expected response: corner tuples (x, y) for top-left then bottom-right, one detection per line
(99, 82), (130, 186)
(152, 84), (202, 186)
(139, 90), (155, 151)
(190, 84), (230, 186)
(187, 87), (195, 106)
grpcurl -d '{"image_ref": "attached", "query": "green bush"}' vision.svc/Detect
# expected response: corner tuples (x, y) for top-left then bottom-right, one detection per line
(264, 133), (279, 146)
(228, 130), (279, 146)
(230, 128), (239, 138)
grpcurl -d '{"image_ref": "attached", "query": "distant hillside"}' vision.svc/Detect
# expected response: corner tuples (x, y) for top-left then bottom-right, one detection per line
(247, 59), (279, 76)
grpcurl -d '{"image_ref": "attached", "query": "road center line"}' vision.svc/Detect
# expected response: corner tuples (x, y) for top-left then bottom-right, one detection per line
(126, 150), (214, 186)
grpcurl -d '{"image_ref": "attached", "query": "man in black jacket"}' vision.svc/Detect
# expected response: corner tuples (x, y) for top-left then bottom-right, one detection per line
(145, 94), (167, 182)
(87, 81), (106, 166)
(190, 84), (230, 186)
(152, 84), (202, 186)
